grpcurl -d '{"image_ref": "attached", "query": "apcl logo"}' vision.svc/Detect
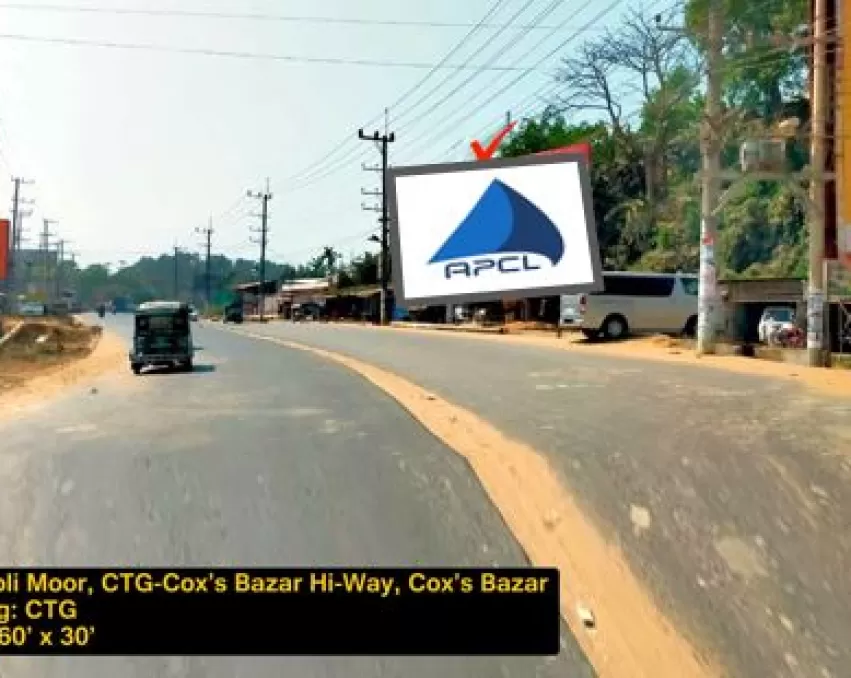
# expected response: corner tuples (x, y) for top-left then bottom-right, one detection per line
(428, 179), (565, 279)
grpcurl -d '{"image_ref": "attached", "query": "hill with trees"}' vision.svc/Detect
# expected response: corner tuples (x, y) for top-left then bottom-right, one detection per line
(501, 0), (810, 279)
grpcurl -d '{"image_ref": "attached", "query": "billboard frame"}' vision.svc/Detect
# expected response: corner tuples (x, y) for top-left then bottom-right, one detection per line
(386, 152), (603, 308)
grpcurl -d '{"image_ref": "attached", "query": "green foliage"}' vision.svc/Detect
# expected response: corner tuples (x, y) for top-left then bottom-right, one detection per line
(500, 0), (810, 279)
(67, 246), (381, 306)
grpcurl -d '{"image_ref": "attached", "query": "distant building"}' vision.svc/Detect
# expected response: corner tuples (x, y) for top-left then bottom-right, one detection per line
(233, 277), (332, 317)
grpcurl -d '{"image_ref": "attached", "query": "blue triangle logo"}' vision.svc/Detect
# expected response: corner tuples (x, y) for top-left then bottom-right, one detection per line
(429, 179), (565, 265)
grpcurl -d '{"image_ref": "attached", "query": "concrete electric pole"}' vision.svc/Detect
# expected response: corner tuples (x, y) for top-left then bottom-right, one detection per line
(358, 109), (395, 325)
(696, 0), (724, 355)
(196, 217), (214, 311)
(41, 218), (56, 305)
(55, 238), (67, 301)
(248, 180), (272, 321)
(173, 246), (181, 299)
(8, 177), (34, 298)
(807, 0), (829, 366)
(7, 177), (20, 297)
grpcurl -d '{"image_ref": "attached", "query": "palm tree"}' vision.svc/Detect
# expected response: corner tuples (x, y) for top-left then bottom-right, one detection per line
(320, 246), (340, 286)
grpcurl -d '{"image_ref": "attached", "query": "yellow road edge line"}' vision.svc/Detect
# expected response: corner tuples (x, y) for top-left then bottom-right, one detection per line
(221, 324), (723, 678)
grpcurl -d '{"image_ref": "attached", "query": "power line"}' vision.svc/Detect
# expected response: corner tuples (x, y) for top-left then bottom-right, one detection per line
(277, 0), (513, 190)
(283, 0), (613, 191)
(0, 3), (607, 31)
(0, 33), (536, 70)
(393, 0), (564, 153)
(389, 0), (537, 128)
(400, 0), (631, 164)
(478, 0), (805, 141)
(419, 0), (679, 162)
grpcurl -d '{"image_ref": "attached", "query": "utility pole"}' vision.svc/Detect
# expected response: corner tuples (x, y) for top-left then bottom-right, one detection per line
(8, 177), (34, 298)
(358, 109), (395, 325)
(173, 246), (181, 299)
(248, 179), (272, 321)
(807, 0), (828, 366)
(55, 239), (66, 301)
(696, 0), (724, 355)
(196, 217), (214, 311)
(40, 219), (56, 306)
(7, 178), (20, 298)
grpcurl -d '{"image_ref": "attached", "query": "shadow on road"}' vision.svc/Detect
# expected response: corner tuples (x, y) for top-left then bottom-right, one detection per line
(136, 364), (217, 376)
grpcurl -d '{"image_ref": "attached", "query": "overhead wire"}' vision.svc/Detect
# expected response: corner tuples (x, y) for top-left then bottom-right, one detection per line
(277, 0), (514, 191)
(395, 0), (572, 162)
(426, 0), (688, 162)
(282, 0), (597, 194)
(389, 0), (548, 129)
(0, 33), (534, 71)
(0, 2), (603, 31)
(266, 227), (380, 262)
(398, 0), (630, 164)
(275, 0), (631, 257)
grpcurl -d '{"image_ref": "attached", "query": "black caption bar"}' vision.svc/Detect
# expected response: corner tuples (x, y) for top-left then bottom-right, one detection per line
(0, 568), (559, 655)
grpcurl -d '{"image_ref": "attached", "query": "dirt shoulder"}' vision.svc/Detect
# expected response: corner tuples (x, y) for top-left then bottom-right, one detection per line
(385, 322), (851, 398)
(229, 325), (722, 678)
(0, 317), (126, 421)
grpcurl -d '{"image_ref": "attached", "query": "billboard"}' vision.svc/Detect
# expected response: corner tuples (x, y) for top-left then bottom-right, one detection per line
(387, 153), (603, 306)
(0, 218), (9, 281)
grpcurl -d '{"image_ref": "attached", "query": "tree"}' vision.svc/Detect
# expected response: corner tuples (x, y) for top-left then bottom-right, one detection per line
(556, 6), (700, 225)
(684, 0), (808, 119)
(501, 111), (646, 269)
(521, 0), (810, 278)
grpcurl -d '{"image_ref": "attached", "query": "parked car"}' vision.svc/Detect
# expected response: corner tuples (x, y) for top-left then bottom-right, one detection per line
(18, 301), (47, 317)
(757, 306), (796, 344)
(560, 271), (698, 340)
(188, 304), (199, 321)
(293, 302), (323, 321)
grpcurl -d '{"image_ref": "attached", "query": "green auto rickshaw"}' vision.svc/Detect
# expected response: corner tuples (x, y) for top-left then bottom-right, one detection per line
(130, 301), (194, 375)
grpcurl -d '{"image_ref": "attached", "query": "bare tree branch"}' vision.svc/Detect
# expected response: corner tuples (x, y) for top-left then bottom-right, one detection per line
(555, 41), (625, 132)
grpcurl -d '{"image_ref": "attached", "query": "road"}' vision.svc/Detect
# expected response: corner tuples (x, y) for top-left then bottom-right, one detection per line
(227, 320), (851, 678)
(0, 315), (593, 678)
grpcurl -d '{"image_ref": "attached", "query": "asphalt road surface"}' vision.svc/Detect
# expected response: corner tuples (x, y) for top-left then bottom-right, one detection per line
(0, 315), (593, 678)
(231, 320), (851, 678)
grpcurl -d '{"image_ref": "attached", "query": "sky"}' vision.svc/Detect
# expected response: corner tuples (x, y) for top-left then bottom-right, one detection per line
(0, 0), (651, 269)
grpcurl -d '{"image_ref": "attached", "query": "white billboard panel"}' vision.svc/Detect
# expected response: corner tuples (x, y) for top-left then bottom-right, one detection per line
(387, 153), (603, 307)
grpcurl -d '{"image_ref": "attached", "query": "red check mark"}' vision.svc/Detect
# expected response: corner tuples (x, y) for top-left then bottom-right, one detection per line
(470, 120), (517, 161)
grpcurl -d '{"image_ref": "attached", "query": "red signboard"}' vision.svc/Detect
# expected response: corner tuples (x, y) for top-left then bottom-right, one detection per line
(469, 120), (593, 167)
(533, 142), (592, 167)
(0, 219), (9, 281)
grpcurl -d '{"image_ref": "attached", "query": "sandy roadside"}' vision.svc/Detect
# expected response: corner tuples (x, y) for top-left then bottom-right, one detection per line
(0, 328), (127, 423)
(226, 324), (722, 678)
(376, 323), (851, 398)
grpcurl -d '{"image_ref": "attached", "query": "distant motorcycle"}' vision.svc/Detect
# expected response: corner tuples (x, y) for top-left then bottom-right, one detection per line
(775, 325), (804, 349)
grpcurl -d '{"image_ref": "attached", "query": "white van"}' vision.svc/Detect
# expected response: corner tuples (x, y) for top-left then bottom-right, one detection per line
(560, 271), (698, 340)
